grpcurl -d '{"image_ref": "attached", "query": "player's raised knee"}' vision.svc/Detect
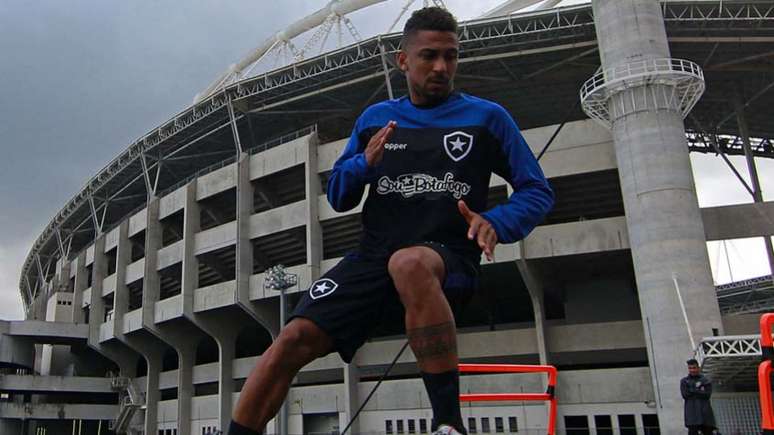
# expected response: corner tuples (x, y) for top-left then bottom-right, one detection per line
(388, 247), (443, 282)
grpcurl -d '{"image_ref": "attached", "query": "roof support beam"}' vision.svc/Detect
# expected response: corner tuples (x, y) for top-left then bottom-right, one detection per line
(227, 97), (243, 154)
(379, 41), (395, 99)
(688, 114), (754, 196)
(734, 86), (774, 285)
(716, 79), (774, 130)
(523, 46), (598, 80)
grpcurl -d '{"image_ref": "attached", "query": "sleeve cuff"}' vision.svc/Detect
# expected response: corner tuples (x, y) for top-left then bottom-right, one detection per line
(352, 153), (378, 181)
(481, 211), (508, 244)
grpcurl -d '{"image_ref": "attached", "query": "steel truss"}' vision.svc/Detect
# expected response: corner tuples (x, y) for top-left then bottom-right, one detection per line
(18, 0), (774, 308)
(686, 132), (774, 158)
(695, 335), (762, 387)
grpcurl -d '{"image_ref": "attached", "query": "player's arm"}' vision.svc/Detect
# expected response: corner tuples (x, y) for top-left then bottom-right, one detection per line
(327, 119), (396, 212)
(480, 106), (554, 243)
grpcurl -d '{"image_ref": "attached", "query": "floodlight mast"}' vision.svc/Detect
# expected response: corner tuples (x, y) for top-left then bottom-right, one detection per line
(263, 265), (299, 435)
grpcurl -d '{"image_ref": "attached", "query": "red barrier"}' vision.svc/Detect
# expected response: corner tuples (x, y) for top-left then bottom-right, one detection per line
(760, 313), (774, 434)
(458, 363), (557, 435)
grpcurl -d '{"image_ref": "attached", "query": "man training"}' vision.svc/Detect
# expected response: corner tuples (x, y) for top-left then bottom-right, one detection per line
(229, 7), (554, 435)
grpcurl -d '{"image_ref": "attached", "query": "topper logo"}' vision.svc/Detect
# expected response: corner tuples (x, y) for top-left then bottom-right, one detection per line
(384, 143), (408, 151)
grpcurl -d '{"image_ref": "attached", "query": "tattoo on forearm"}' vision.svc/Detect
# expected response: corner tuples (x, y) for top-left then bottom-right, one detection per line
(407, 322), (458, 361)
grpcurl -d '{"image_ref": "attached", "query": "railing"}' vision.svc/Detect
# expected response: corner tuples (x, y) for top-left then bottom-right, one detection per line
(246, 124), (317, 156)
(111, 377), (144, 434)
(580, 57), (705, 128)
(759, 313), (774, 434)
(459, 363), (557, 435)
(96, 124), (318, 251)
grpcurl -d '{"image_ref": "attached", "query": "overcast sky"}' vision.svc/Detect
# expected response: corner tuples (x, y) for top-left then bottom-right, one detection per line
(0, 0), (771, 320)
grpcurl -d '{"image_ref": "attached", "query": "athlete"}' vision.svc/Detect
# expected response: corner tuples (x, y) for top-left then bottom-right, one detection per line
(229, 7), (553, 435)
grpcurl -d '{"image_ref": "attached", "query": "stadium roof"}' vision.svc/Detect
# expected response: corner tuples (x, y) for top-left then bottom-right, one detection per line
(19, 0), (774, 310)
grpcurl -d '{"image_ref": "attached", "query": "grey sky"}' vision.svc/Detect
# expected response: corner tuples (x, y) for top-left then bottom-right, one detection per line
(0, 0), (771, 320)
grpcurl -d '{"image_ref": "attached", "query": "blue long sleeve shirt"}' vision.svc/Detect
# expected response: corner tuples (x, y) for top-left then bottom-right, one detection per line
(327, 93), (554, 261)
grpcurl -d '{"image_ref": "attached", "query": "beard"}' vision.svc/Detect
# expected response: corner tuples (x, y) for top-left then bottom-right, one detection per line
(413, 77), (454, 105)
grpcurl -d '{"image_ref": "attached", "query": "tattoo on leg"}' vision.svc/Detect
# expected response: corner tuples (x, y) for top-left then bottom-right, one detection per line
(407, 322), (458, 362)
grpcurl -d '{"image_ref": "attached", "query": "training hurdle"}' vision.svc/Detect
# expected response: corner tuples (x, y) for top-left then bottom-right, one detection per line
(760, 313), (774, 434)
(459, 363), (558, 435)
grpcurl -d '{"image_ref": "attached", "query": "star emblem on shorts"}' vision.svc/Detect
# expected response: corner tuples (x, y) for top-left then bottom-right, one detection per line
(309, 278), (338, 300)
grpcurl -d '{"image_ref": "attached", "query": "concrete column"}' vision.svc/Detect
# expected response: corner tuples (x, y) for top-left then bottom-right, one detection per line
(144, 351), (163, 435)
(112, 222), (131, 338)
(181, 181), (201, 316)
(306, 133), (323, 281)
(56, 259), (72, 294)
(140, 195), (201, 435)
(86, 235), (135, 375)
(89, 237), (108, 346)
(235, 153), (254, 313)
(71, 253), (88, 324)
(515, 258), (549, 366)
(181, 179), (242, 430)
(217, 337), (236, 429)
(177, 344), (196, 435)
(591, 1), (723, 430)
(342, 355), (361, 435)
(235, 152), (280, 334)
(142, 197), (162, 328)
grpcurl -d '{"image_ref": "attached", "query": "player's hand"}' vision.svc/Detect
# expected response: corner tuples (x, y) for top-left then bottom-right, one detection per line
(364, 120), (397, 167)
(458, 200), (497, 261)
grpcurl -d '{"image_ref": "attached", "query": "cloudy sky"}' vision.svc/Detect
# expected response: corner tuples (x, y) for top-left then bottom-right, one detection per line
(0, 0), (771, 320)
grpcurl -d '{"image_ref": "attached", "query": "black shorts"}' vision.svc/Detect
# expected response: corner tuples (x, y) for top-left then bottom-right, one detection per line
(289, 242), (479, 363)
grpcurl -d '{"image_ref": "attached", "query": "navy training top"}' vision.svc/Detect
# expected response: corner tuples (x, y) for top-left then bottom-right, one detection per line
(327, 92), (554, 262)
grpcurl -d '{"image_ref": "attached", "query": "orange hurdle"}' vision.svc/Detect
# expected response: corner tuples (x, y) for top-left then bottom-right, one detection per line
(459, 363), (557, 435)
(760, 313), (774, 434)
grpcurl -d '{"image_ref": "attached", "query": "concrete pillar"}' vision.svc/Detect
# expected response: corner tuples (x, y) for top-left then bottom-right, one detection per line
(140, 195), (202, 435)
(181, 179), (242, 431)
(306, 133), (323, 282)
(177, 344), (196, 435)
(181, 181), (202, 316)
(112, 222), (131, 339)
(144, 351), (163, 435)
(342, 355), (361, 435)
(86, 235), (135, 375)
(515, 258), (549, 366)
(591, 1), (723, 430)
(142, 197), (162, 328)
(235, 153), (255, 314)
(88, 237), (108, 346)
(235, 152), (280, 334)
(71, 253), (88, 324)
(56, 258), (72, 294)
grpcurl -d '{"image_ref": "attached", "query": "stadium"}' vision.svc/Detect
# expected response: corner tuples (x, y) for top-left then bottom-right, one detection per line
(2, 0), (773, 433)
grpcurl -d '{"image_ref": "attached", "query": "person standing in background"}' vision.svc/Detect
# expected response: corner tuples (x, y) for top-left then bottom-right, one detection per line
(681, 358), (717, 435)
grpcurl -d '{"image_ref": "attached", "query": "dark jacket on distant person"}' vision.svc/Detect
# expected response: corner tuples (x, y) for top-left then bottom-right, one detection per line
(681, 373), (717, 427)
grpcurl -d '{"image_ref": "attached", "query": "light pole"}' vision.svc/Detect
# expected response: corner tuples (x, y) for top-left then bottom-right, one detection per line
(264, 265), (298, 435)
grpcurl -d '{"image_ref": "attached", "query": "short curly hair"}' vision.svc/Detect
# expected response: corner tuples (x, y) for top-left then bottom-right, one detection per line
(401, 7), (458, 48)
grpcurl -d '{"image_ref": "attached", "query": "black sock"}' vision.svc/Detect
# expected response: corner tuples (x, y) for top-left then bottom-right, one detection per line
(228, 420), (262, 435)
(421, 370), (467, 434)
